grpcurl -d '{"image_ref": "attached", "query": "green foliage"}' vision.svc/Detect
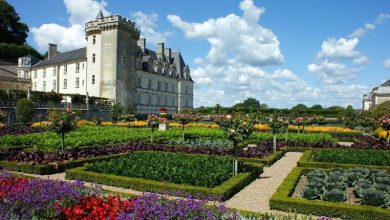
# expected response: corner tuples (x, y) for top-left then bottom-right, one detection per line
(343, 105), (358, 129)
(0, 43), (42, 62)
(122, 106), (135, 127)
(270, 167), (390, 220)
(362, 187), (390, 207)
(66, 158), (263, 201)
(364, 101), (390, 121)
(323, 188), (346, 202)
(312, 149), (390, 166)
(251, 132), (333, 143)
(213, 115), (254, 144)
(0, 0), (28, 44)
(110, 103), (122, 123)
(48, 108), (77, 150)
(89, 151), (233, 187)
(168, 138), (232, 148)
(15, 98), (34, 125)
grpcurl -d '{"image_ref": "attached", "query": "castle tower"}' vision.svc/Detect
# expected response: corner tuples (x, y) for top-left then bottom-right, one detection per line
(85, 10), (140, 106)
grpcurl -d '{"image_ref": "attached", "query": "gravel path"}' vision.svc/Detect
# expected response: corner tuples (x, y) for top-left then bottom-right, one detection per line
(225, 152), (303, 212)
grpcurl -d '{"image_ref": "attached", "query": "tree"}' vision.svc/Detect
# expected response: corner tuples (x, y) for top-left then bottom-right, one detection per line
(111, 103), (122, 123)
(344, 105), (358, 129)
(213, 114), (254, 176)
(15, 98), (34, 125)
(173, 113), (193, 141)
(48, 107), (77, 151)
(0, 0), (29, 44)
(291, 104), (308, 111)
(122, 106), (135, 128)
(269, 116), (284, 153)
(242, 98), (261, 110)
(311, 104), (323, 110)
(147, 115), (160, 143)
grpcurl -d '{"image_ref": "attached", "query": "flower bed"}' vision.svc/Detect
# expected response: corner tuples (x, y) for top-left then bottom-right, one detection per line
(89, 151), (233, 188)
(0, 125), (44, 137)
(0, 170), (238, 219)
(270, 167), (390, 220)
(66, 153), (263, 201)
(0, 125), (335, 151)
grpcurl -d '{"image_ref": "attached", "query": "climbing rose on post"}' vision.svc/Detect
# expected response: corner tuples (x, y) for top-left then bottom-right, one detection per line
(48, 107), (77, 151)
(380, 116), (390, 144)
(294, 117), (304, 133)
(213, 114), (254, 176)
(147, 114), (160, 143)
(269, 116), (284, 153)
(173, 113), (193, 141)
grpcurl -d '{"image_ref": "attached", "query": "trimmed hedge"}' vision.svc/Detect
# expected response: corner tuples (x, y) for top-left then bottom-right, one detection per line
(269, 167), (390, 220)
(66, 157), (263, 201)
(0, 153), (129, 175)
(297, 150), (390, 172)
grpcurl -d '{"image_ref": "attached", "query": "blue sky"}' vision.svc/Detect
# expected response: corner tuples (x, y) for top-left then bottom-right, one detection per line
(9, 0), (390, 108)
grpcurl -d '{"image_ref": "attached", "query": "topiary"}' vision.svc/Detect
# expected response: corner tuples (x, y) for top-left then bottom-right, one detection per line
(362, 187), (390, 207)
(15, 98), (35, 125)
(323, 188), (346, 202)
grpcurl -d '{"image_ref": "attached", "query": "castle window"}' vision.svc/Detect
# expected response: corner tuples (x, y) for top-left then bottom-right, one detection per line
(75, 77), (80, 88)
(165, 97), (168, 106)
(63, 79), (67, 89)
(92, 54), (96, 63)
(43, 68), (46, 77)
(137, 77), (142, 88)
(34, 71), (37, 78)
(148, 79), (152, 89)
(171, 83), (175, 92)
(92, 75), (95, 84)
(43, 81), (46, 91)
(93, 35), (96, 45)
(53, 67), (56, 76)
(64, 65), (67, 75)
(76, 63), (80, 73)
(165, 83), (168, 92)
(52, 80), (56, 91)
(157, 81), (161, 91)
(33, 82), (37, 90)
(148, 95), (151, 105)
(185, 86), (189, 94)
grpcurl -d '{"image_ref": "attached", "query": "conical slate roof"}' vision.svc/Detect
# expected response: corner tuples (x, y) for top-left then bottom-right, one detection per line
(96, 9), (104, 20)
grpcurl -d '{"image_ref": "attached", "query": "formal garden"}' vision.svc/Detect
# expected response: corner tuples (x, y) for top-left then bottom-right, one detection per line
(0, 99), (389, 219)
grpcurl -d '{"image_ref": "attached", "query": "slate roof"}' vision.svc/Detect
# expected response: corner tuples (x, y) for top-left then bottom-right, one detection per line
(34, 48), (86, 67)
(378, 79), (390, 94)
(380, 80), (390, 87)
(21, 55), (41, 66)
(0, 62), (17, 78)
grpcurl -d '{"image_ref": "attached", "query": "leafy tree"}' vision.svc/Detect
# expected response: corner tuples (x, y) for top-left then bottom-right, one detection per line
(291, 104), (308, 111)
(311, 104), (323, 110)
(15, 98), (34, 125)
(122, 106), (135, 128)
(242, 98), (261, 110)
(111, 103), (122, 123)
(147, 115), (160, 143)
(259, 103), (268, 109)
(48, 107), (77, 151)
(344, 105), (358, 129)
(0, 0), (29, 44)
(269, 116), (284, 153)
(173, 113), (193, 141)
(366, 101), (390, 121)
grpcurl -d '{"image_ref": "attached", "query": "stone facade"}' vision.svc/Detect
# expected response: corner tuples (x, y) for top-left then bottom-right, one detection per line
(28, 11), (193, 115)
(362, 79), (390, 110)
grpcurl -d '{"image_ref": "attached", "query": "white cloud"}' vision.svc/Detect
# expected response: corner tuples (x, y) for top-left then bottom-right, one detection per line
(317, 38), (366, 61)
(349, 23), (375, 38)
(32, 0), (108, 52)
(375, 13), (390, 24)
(132, 11), (172, 46)
(308, 60), (360, 85)
(384, 58), (390, 69)
(167, 0), (284, 66)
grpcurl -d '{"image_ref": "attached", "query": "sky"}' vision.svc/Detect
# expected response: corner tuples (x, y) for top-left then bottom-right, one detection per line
(8, 0), (390, 109)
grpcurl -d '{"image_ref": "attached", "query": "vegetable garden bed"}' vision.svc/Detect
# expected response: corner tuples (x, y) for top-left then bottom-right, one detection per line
(297, 150), (390, 171)
(66, 151), (263, 201)
(270, 167), (390, 220)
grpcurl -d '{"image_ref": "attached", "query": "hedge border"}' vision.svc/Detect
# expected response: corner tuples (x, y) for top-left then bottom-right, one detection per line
(0, 153), (129, 175)
(240, 150), (285, 166)
(269, 167), (390, 220)
(297, 150), (390, 172)
(65, 155), (263, 201)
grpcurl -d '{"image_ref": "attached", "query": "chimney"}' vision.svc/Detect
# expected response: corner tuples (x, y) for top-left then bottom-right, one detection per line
(48, 43), (57, 60)
(164, 48), (171, 62)
(137, 38), (146, 51)
(156, 43), (165, 62)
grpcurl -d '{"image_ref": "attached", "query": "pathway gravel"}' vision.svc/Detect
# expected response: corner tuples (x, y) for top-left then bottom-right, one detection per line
(225, 152), (303, 212)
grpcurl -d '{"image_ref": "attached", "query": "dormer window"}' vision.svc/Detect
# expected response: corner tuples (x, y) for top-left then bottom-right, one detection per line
(93, 35), (96, 45)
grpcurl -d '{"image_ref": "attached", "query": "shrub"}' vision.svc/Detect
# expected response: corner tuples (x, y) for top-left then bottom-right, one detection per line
(15, 98), (35, 125)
